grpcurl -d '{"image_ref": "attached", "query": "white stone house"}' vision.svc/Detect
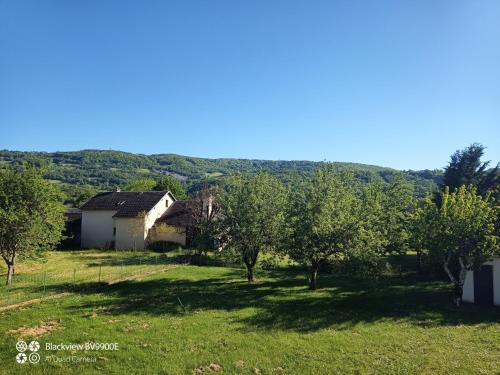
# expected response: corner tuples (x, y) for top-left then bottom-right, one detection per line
(81, 191), (189, 250)
(462, 258), (500, 306)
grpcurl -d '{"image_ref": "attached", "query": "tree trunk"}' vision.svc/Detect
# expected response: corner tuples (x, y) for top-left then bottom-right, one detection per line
(243, 250), (258, 283)
(309, 264), (319, 290)
(6, 263), (14, 286)
(416, 250), (423, 275)
(246, 265), (254, 283)
(453, 283), (463, 307)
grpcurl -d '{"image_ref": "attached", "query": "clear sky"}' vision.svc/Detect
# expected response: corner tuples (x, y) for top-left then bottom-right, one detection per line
(1, 0), (499, 170)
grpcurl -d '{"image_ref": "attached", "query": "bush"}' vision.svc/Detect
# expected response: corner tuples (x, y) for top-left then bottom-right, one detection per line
(334, 253), (388, 279)
(147, 241), (183, 253)
(259, 255), (281, 270)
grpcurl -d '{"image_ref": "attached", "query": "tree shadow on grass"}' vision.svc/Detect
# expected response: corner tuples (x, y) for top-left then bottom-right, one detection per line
(39, 267), (500, 333)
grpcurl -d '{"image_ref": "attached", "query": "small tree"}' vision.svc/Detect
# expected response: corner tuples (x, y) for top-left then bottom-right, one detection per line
(287, 168), (360, 290)
(359, 177), (414, 256)
(0, 166), (65, 286)
(124, 178), (157, 192)
(219, 172), (287, 282)
(409, 198), (436, 274)
(416, 186), (499, 306)
(154, 176), (187, 200)
(186, 186), (220, 264)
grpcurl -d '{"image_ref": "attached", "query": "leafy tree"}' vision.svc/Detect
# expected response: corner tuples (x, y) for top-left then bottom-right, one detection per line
(218, 172), (287, 282)
(185, 186), (220, 264)
(408, 200), (432, 274)
(287, 168), (360, 290)
(443, 143), (499, 196)
(359, 177), (414, 257)
(415, 186), (498, 306)
(124, 178), (157, 192)
(0, 166), (66, 286)
(154, 175), (187, 200)
(73, 187), (98, 208)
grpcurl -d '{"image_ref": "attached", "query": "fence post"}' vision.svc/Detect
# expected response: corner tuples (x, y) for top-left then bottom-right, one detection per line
(73, 269), (76, 284)
(98, 265), (102, 283)
(121, 260), (124, 278)
(43, 271), (47, 294)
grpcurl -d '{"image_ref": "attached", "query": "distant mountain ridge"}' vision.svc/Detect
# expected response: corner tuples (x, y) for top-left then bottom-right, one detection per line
(0, 149), (442, 196)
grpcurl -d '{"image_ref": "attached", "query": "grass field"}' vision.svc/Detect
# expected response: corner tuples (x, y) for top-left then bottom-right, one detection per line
(1, 250), (499, 374)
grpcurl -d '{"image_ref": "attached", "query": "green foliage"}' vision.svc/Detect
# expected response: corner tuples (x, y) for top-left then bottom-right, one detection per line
(147, 241), (183, 253)
(443, 143), (499, 196)
(359, 176), (415, 256)
(0, 149), (440, 196)
(413, 186), (499, 305)
(153, 175), (187, 199)
(286, 167), (361, 289)
(60, 184), (98, 207)
(218, 172), (288, 282)
(124, 178), (157, 192)
(0, 166), (66, 285)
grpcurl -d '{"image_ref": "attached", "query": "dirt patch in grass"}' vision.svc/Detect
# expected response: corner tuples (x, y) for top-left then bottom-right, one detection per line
(0, 292), (71, 312)
(193, 363), (223, 373)
(8, 320), (61, 338)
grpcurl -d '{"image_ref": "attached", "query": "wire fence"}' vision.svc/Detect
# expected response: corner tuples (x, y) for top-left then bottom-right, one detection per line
(0, 253), (176, 308)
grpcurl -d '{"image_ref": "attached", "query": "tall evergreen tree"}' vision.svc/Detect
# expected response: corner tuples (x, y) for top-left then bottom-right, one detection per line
(443, 143), (499, 196)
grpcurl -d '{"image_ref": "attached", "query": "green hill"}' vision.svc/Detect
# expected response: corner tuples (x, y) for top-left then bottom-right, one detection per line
(0, 149), (442, 197)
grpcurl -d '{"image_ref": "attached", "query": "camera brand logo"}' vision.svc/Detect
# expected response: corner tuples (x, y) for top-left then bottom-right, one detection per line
(15, 340), (40, 364)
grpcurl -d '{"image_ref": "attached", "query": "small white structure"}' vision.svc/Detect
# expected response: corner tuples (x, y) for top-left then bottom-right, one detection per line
(81, 191), (189, 250)
(462, 258), (500, 306)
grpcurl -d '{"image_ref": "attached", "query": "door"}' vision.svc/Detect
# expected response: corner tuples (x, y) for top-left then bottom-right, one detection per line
(474, 265), (494, 306)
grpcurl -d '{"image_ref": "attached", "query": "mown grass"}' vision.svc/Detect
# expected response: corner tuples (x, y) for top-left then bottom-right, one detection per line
(0, 251), (499, 374)
(0, 250), (181, 307)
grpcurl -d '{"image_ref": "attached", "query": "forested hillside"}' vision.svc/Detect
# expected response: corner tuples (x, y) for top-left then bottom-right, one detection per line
(0, 149), (442, 198)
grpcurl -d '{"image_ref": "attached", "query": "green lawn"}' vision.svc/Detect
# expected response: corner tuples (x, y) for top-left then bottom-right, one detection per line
(0, 251), (178, 307)
(0, 251), (499, 374)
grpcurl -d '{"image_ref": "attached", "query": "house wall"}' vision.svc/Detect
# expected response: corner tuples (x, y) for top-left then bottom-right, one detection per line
(114, 193), (175, 250)
(81, 210), (117, 248)
(115, 217), (145, 250)
(149, 225), (186, 246)
(144, 193), (175, 232)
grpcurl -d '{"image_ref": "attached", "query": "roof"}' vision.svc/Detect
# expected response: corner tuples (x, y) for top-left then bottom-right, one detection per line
(155, 200), (190, 227)
(81, 191), (174, 218)
(65, 208), (82, 222)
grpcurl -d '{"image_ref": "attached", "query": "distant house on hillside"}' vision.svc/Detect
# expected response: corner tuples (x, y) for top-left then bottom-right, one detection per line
(80, 191), (204, 250)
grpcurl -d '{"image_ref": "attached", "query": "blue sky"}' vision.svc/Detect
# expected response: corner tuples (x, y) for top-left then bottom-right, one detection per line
(1, 0), (499, 170)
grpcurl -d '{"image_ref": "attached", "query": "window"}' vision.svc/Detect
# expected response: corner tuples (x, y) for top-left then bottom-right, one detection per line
(166, 199), (169, 208)
(113, 227), (116, 236)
